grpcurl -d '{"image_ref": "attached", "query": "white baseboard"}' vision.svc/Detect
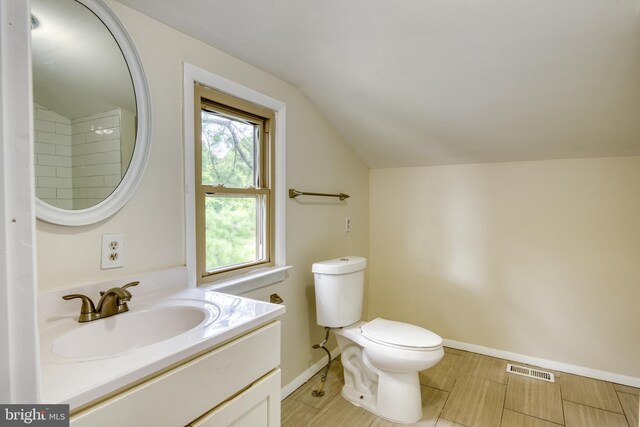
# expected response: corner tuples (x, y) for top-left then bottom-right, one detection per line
(444, 338), (640, 388)
(280, 338), (640, 400)
(281, 347), (341, 400)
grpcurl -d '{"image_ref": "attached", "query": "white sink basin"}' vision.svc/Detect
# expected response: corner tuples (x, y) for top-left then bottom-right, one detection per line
(50, 302), (220, 360)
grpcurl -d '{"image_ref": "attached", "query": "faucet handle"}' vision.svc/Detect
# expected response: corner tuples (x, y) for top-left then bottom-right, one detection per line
(62, 294), (99, 322)
(122, 281), (139, 290)
(99, 281), (139, 297)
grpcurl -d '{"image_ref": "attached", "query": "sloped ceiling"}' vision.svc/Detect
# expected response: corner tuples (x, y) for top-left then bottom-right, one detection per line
(117, 0), (640, 168)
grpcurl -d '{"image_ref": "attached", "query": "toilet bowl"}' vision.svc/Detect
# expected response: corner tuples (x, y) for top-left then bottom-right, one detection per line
(312, 256), (444, 424)
(335, 319), (443, 423)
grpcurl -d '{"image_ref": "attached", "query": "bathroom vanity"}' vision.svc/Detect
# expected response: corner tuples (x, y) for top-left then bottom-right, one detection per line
(31, 1), (286, 424)
(38, 268), (285, 426)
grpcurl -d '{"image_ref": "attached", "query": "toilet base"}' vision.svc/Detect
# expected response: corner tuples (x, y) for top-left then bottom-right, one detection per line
(341, 385), (377, 418)
(374, 369), (423, 423)
(341, 371), (423, 424)
(337, 333), (425, 423)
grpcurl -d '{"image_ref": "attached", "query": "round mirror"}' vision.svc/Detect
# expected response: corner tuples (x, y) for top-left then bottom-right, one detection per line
(31, 0), (151, 226)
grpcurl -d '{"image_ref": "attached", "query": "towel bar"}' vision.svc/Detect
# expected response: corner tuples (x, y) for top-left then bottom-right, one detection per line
(288, 189), (350, 201)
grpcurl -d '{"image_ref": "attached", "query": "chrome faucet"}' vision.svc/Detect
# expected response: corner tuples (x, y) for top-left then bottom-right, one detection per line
(63, 281), (139, 322)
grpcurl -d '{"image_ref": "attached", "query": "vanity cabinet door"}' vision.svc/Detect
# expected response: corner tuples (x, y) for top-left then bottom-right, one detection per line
(189, 369), (280, 427)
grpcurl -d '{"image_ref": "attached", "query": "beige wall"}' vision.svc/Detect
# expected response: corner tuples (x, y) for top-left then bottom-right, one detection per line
(369, 156), (640, 378)
(36, 0), (369, 387)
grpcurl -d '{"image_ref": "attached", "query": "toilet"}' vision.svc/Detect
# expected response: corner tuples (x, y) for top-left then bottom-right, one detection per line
(312, 256), (444, 424)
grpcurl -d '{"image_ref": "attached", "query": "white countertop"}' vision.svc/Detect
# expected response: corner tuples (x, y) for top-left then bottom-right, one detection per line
(38, 268), (285, 410)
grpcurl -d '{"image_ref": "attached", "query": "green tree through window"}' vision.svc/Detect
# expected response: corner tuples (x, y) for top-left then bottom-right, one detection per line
(201, 111), (255, 188)
(195, 85), (274, 282)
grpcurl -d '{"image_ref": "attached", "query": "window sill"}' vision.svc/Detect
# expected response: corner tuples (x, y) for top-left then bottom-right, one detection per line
(201, 265), (292, 296)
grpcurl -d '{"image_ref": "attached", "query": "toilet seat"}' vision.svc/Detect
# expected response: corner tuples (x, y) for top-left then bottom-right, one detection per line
(361, 318), (442, 350)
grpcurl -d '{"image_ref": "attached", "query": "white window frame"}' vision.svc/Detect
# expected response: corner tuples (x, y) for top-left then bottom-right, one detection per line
(184, 64), (289, 293)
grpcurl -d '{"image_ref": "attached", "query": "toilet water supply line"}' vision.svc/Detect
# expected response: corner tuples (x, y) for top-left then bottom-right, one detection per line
(311, 327), (332, 397)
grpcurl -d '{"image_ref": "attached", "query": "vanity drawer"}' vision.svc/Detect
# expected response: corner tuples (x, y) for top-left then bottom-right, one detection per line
(71, 321), (280, 427)
(188, 369), (280, 427)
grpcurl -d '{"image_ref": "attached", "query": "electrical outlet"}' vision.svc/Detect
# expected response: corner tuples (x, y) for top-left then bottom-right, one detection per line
(101, 234), (125, 269)
(345, 217), (351, 233)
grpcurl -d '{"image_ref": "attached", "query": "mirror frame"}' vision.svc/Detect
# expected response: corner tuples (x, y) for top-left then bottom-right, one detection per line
(35, 0), (151, 226)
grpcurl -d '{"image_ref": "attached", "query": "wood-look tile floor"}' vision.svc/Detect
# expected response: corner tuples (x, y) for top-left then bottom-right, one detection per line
(282, 348), (640, 427)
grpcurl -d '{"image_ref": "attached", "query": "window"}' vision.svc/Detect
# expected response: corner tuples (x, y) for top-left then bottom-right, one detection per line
(194, 84), (275, 284)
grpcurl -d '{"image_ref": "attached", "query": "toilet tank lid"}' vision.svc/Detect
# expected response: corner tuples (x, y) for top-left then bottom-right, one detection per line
(312, 256), (367, 274)
(361, 318), (443, 349)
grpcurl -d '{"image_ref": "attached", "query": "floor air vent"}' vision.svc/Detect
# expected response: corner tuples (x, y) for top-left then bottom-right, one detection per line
(506, 364), (555, 382)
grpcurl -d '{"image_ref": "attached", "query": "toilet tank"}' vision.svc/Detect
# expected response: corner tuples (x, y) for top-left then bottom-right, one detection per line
(312, 256), (367, 328)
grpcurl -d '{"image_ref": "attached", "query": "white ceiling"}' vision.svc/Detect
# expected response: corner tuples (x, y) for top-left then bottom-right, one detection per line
(118, 0), (640, 168)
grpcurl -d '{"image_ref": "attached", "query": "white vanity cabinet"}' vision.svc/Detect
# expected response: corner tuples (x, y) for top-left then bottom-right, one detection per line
(70, 321), (281, 427)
